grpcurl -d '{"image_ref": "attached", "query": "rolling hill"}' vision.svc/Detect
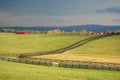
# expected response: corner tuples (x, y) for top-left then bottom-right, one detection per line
(0, 25), (120, 32)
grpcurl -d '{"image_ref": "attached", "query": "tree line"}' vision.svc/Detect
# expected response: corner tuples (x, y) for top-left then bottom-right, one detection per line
(0, 28), (120, 35)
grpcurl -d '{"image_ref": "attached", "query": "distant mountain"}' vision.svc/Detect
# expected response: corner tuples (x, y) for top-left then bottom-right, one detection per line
(0, 25), (120, 32)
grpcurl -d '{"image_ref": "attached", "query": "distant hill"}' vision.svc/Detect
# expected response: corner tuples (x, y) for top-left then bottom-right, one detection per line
(0, 25), (120, 32)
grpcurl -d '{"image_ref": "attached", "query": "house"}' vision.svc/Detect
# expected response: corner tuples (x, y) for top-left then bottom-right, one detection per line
(16, 31), (28, 34)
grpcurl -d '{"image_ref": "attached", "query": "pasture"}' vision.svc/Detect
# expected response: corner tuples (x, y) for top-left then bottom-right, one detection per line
(0, 60), (120, 80)
(0, 33), (120, 80)
(0, 33), (91, 54)
(0, 33), (120, 63)
(32, 34), (120, 63)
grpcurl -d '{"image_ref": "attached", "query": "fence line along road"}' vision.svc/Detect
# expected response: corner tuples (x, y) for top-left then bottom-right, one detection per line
(0, 57), (119, 71)
(31, 57), (120, 71)
(0, 57), (53, 66)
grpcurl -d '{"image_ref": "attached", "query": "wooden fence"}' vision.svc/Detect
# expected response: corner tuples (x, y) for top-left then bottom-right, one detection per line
(32, 58), (120, 71)
(29, 58), (120, 71)
(0, 57), (52, 66)
(0, 57), (120, 71)
(59, 61), (120, 71)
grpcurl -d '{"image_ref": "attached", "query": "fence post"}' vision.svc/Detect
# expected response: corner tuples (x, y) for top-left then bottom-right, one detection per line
(116, 67), (119, 71)
(93, 65), (95, 69)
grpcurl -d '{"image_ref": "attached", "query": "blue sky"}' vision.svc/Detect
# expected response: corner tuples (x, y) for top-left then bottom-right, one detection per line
(0, 0), (120, 26)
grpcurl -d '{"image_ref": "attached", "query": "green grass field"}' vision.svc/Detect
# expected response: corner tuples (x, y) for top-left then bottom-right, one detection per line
(0, 33), (120, 63)
(0, 33), (90, 54)
(33, 34), (120, 63)
(0, 60), (120, 80)
(0, 33), (120, 80)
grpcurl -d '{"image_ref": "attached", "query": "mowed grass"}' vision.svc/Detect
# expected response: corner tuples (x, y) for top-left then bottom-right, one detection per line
(0, 60), (120, 80)
(0, 33), (90, 54)
(34, 35), (120, 63)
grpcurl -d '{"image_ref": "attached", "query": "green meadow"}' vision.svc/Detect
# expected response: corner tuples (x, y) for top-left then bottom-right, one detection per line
(0, 33), (91, 54)
(0, 60), (120, 80)
(32, 34), (120, 63)
(0, 33), (120, 63)
(0, 33), (120, 80)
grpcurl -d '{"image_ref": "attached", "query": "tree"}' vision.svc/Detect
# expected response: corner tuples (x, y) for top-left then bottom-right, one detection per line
(47, 29), (62, 34)
(79, 29), (88, 35)
(114, 29), (120, 34)
(0, 28), (4, 32)
(71, 30), (78, 34)
(106, 30), (113, 34)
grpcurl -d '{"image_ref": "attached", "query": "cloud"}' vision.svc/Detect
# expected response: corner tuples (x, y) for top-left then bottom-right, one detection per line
(112, 19), (120, 22)
(0, 12), (10, 25)
(97, 6), (120, 14)
(1, 13), (120, 26)
(0, 12), (9, 17)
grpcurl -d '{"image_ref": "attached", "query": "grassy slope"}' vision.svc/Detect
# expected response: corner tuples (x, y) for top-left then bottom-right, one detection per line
(0, 60), (120, 80)
(34, 35), (120, 63)
(0, 33), (120, 63)
(0, 33), (90, 54)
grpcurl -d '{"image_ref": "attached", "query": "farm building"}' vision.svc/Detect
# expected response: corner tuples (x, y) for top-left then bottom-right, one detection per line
(16, 31), (28, 34)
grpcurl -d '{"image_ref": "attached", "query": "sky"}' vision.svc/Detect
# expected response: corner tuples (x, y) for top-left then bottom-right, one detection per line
(0, 0), (120, 27)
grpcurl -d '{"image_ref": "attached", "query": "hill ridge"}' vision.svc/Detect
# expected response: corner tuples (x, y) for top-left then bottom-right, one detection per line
(19, 34), (120, 58)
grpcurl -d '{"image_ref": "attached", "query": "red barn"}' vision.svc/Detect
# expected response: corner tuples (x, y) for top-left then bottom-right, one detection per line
(16, 31), (28, 34)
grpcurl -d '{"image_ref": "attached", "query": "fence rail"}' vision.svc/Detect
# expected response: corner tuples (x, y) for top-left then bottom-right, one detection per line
(0, 57), (120, 71)
(0, 57), (53, 66)
(32, 58), (120, 71)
